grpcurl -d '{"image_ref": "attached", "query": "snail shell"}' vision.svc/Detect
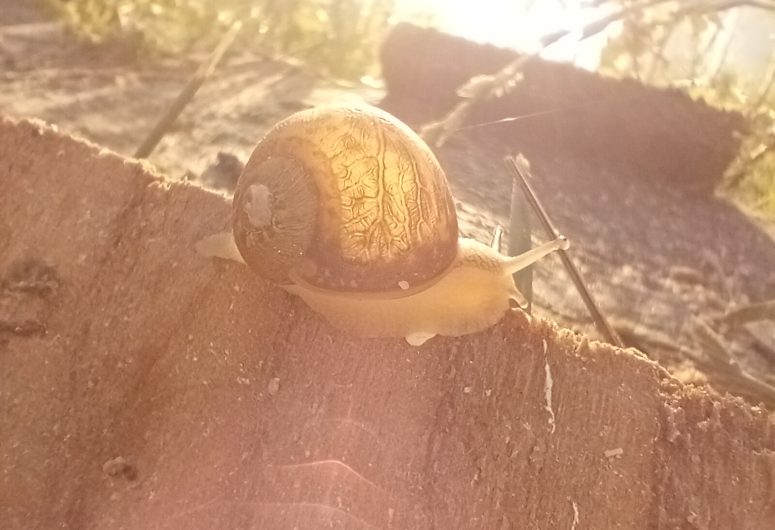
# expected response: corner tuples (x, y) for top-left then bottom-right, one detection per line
(232, 104), (458, 293)
(197, 104), (568, 345)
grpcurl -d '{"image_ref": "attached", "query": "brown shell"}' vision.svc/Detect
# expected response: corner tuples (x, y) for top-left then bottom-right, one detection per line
(232, 104), (459, 293)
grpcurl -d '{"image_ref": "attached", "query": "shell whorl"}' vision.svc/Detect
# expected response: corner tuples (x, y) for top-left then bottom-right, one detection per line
(232, 105), (459, 292)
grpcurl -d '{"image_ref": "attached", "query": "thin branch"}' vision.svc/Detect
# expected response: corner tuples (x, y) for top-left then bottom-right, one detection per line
(646, 20), (679, 81)
(134, 20), (243, 159)
(711, 9), (739, 79)
(751, 49), (775, 110)
(690, 318), (775, 407)
(505, 156), (624, 347)
(593, 0), (775, 12)
(419, 52), (540, 147)
(673, 0), (775, 19)
(724, 132), (775, 188)
(609, 317), (684, 355)
(690, 14), (726, 82)
(717, 300), (775, 327)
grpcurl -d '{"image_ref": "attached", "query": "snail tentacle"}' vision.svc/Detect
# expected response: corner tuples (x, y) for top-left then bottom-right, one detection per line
(500, 236), (569, 276)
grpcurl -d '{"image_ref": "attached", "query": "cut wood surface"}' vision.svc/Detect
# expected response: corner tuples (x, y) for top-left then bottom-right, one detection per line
(1, 118), (774, 529)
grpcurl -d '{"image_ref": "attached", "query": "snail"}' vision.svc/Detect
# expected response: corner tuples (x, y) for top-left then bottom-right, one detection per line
(196, 104), (569, 346)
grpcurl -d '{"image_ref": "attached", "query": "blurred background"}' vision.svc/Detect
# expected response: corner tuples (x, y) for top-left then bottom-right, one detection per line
(2, 0), (774, 407)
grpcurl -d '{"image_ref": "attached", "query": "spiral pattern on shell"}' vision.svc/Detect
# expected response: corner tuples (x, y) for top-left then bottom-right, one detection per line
(232, 104), (459, 293)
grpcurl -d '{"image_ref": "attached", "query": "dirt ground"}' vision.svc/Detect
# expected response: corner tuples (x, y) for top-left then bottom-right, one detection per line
(1, 1), (774, 406)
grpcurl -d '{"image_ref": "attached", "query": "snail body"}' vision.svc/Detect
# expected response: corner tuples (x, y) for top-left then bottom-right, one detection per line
(197, 104), (568, 345)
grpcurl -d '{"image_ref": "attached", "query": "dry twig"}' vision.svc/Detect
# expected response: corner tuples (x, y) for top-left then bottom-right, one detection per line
(505, 156), (624, 347)
(134, 21), (243, 159)
(690, 318), (775, 408)
(717, 300), (775, 327)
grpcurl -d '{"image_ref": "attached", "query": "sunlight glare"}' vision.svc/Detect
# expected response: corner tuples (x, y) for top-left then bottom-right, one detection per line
(393, 0), (605, 69)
